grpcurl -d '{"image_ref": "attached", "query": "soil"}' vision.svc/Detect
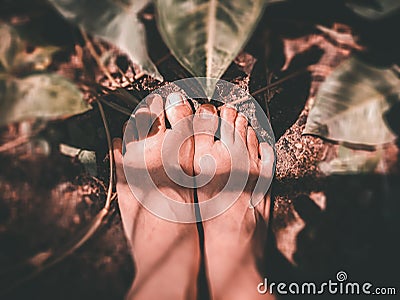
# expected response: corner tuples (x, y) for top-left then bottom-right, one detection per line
(0, 3), (399, 300)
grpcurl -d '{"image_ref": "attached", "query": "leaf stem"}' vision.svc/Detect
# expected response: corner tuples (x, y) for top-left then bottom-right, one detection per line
(98, 97), (131, 116)
(251, 69), (308, 97)
(96, 100), (115, 211)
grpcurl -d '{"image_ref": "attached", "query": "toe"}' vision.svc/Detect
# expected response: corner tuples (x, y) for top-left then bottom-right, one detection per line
(135, 104), (151, 140)
(147, 94), (166, 136)
(123, 118), (138, 143)
(220, 105), (237, 144)
(234, 113), (248, 144)
(247, 126), (259, 161)
(165, 92), (193, 128)
(193, 104), (218, 149)
(122, 118), (138, 154)
(259, 143), (275, 176)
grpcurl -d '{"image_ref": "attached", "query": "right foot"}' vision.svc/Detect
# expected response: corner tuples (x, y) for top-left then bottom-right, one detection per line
(193, 104), (275, 300)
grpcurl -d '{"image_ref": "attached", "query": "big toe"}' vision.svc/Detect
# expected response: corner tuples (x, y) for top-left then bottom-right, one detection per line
(164, 92), (194, 176)
(146, 94), (165, 136)
(165, 92), (193, 129)
(193, 104), (218, 150)
(135, 104), (151, 140)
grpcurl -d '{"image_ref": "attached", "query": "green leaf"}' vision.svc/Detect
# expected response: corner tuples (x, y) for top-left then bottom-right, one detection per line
(0, 24), (59, 73)
(0, 74), (91, 126)
(345, 0), (400, 20)
(304, 56), (399, 147)
(155, 0), (265, 95)
(14, 46), (60, 72)
(48, 0), (163, 81)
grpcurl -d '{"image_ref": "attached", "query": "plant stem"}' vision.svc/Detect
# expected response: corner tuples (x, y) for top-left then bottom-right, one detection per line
(97, 100), (115, 211)
(251, 69), (308, 97)
(98, 97), (131, 116)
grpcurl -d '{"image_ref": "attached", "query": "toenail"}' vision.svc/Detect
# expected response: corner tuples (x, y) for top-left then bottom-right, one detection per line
(237, 114), (249, 123)
(198, 107), (215, 119)
(167, 92), (185, 106)
(136, 104), (148, 113)
(146, 93), (162, 104)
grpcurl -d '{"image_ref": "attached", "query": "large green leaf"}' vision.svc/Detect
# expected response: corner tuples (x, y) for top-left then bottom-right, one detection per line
(155, 0), (265, 95)
(0, 74), (91, 126)
(48, 0), (162, 81)
(304, 56), (399, 147)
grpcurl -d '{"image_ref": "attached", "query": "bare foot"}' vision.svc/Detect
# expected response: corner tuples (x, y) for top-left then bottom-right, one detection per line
(113, 93), (200, 300)
(193, 105), (275, 300)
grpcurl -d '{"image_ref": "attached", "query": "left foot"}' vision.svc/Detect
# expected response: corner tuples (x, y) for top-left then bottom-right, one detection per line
(113, 92), (200, 300)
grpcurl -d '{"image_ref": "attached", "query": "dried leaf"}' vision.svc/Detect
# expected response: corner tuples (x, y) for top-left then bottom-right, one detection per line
(304, 56), (399, 147)
(60, 144), (97, 176)
(29, 250), (53, 267)
(155, 0), (265, 95)
(48, 0), (162, 81)
(0, 74), (91, 126)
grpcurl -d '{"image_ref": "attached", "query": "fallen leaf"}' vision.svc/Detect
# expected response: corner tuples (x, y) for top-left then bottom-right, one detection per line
(0, 74), (91, 126)
(60, 144), (97, 176)
(345, 0), (400, 20)
(155, 0), (265, 95)
(304, 56), (399, 147)
(48, 0), (162, 81)
(0, 24), (59, 73)
(319, 145), (381, 175)
(28, 250), (53, 267)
